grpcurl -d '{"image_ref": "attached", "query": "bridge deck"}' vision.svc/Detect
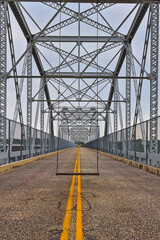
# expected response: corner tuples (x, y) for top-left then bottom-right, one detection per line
(0, 147), (160, 240)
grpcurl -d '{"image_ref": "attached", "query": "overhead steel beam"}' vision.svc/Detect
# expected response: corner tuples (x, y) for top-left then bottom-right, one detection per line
(35, 36), (125, 42)
(51, 111), (110, 114)
(7, 75), (150, 79)
(33, 100), (125, 102)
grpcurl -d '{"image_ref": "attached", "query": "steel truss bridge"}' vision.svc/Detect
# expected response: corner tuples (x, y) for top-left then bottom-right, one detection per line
(0, 0), (159, 167)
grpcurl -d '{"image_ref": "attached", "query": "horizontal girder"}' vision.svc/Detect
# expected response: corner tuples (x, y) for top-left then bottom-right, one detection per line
(35, 36), (125, 42)
(33, 100), (125, 102)
(7, 75), (150, 79)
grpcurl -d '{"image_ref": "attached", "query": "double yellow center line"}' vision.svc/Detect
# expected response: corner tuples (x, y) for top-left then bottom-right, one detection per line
(60, 148), (83, 240)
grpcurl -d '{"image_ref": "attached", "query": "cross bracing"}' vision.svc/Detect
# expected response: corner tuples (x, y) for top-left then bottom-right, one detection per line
(4, 0), (160, 3)
(0, 1), (159, 160)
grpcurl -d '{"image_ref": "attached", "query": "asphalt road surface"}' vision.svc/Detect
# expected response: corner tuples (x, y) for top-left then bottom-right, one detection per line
(0, 147), (160, 240)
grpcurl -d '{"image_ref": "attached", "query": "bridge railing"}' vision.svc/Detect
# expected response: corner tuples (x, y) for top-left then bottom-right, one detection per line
(0, 117), (74, 166)
(85, 116), (160, 168)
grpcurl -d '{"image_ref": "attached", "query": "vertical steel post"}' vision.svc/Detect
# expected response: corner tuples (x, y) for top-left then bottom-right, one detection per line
(52, 135), (54, 152)
(107, 135), (110, 153)
(40, 130), (42, 155)
(111, 134), (113, 154)
(134, 124), (136, 161)
(0, 2), (7, 153)
(51, 135), (53, 152)
(8, 120), (10, 163)
(44, 132), (46, 154)
(105, 135), (107, 153)
(114, 79), (118, 155)
(27, 46), (32, 157)
(6, 6), (26, 152)
(146, 120), (148, 165)
(110, 135), (112, 154)
(120, 130), (122, 157)
(48, 112), (51, 152)
(35, 129), (37, 156)
(150, 4), (159, 153)
(126, 43), (131, 158)
(40, 79), (44, 154)
(78, 2), (80, 106)
(21, 123), (23, 160)
(116, 131), (117, 156)
(49, 134), (51, 153)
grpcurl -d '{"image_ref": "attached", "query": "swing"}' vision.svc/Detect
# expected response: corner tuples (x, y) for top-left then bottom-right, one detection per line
(56, 2), (99, 176)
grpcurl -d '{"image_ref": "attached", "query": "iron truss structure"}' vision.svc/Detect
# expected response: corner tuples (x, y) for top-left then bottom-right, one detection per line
(0, 1), (159, 155)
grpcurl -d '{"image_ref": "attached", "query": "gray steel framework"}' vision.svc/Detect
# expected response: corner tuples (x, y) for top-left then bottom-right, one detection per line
(6, 5), (26, 152)
(27, 47), (32, 152)
(105, 4), (150, 134)
(0, 1), (159, 160)
(0, 2), (7, 152)
(126, 45), (131, 156)
(4, 0), (160, 3)
(150, 4), (159, 153)
(40, 79), (44, 152)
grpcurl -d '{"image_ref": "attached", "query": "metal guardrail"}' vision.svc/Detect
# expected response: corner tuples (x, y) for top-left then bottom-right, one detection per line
(0, 117), (74, 166)
(85, 117), (160, 168)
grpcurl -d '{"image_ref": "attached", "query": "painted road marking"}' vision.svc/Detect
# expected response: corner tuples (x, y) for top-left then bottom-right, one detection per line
(76, 149), (83, 240)
(60, 149), (79, 240)
(60, 148), (83, 240)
